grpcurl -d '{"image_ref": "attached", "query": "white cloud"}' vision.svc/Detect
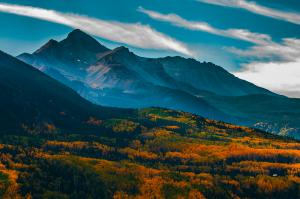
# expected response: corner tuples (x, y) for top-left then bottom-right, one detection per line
(230, 36), (300, 98)
(234, 59), (300, 97)
(0, 3), (193, 56)
(138, 7), (272, 45)
(228, 38), (300, 62)
(198, 0), (300, 25)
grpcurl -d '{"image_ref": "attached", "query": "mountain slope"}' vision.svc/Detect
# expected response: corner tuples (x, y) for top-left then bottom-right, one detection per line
(158, 56), (275, 96)
(0, 50), (132, 133)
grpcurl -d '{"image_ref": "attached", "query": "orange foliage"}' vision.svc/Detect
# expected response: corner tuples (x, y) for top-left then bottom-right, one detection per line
(256, 175), (292, 194)
(119, 147), (158, 160)
(165, 151), (202, 163)
(188, 190), (206, 199)
(137, 176), (164, 199)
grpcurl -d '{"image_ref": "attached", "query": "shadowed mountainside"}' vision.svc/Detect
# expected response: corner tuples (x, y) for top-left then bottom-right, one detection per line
(0, 50), (134, 133)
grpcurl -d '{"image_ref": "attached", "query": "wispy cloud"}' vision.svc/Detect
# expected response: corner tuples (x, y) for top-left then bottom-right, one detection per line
(138, 7), (272, 45)
(229, 38), (300, 62)
(197, 0), (300, 25)
(0, 3), (193, 56)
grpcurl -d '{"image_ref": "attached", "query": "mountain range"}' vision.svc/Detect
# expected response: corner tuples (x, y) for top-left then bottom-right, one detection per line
(17, 29), (300, 138)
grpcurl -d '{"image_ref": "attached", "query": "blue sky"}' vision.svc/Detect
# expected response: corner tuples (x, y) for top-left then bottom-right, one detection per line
(0, 0), (300, 97)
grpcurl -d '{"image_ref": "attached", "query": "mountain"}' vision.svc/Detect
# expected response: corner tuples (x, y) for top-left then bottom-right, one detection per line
(18, 29), (232, 122)
(17, 29), (110, 94)
(19, 30), (273, 97)
(158, 56), (274, 96)
(17, 29), (300, 137)
(0, 50), (132, 133)
(20, 29), (109, 69)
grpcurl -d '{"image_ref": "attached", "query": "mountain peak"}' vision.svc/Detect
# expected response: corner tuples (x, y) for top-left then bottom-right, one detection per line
(101, 46), (136, 62)
(62, 29), (109, 53)
(112, 46), (130, 54)
(34, 39), (59, 54)
(65, 29), (97, 45)
(67, 29), (91, 39)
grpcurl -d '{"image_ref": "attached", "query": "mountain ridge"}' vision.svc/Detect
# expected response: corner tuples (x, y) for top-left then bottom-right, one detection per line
(18, 29), (275, 97)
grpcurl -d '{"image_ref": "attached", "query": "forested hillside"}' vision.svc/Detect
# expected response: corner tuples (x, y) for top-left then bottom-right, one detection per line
(0, 108), (299, 199)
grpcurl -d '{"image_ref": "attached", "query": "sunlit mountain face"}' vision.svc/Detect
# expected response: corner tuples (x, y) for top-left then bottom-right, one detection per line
(0, 1), (300, 198)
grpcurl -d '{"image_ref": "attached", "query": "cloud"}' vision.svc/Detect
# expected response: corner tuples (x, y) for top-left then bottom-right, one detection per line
(232, 38), (300, 97)
(138, 7), (272, 45)
(228, 38), (300, 62)
(197, 0), (300, 25)
(234, 59), (300, 97)
(0, 3), (193, 56)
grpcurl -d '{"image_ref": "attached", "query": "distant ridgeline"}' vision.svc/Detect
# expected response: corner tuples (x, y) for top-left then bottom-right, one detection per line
(17, 29), (300, 138)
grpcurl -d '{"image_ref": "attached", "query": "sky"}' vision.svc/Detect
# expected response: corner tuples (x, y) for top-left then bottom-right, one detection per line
(0, 0), (299, 97)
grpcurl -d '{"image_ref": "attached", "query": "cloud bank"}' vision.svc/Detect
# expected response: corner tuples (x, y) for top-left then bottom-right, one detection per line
(0, 3), (193, 56)
(232, 38), (300, 97)
(198, 0), (300, 25)
(234, 59), (300, 97)
(138, 7), (272, 45)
